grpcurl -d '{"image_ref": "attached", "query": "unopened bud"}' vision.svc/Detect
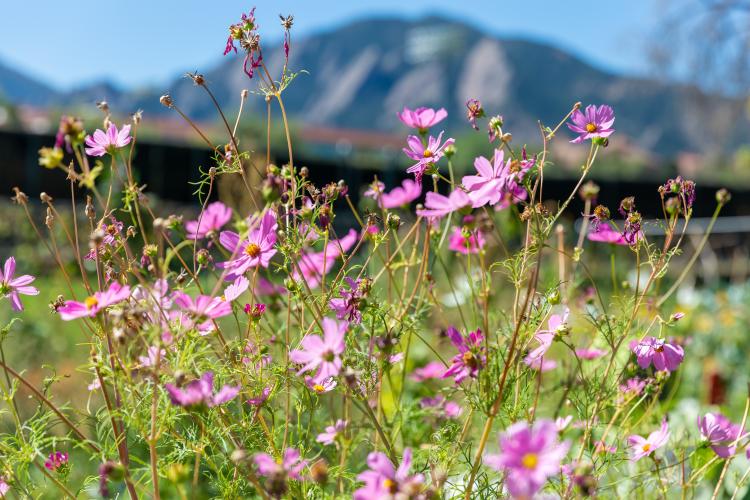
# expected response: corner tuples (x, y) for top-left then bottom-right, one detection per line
(40, 192), (53, 203)
(716, 188), (731, 205)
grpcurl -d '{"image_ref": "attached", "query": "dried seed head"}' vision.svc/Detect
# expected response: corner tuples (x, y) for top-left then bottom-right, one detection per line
(132, 109), (143, 124)
(40, 192), (53, 204)
(85, 195), (95, 219)
(279, 14), (294, 30)
(45, 207), (55, 229)
(11, 187), (28, 205)
(96, 101), (110, 113)
(159, 94), (174, 108)
(241, 89), (249, 98)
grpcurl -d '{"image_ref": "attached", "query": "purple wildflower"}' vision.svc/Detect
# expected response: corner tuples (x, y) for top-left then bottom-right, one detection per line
(410, 361), (445, 382)
(84, 123), (132, 157)
(219, 210), (277, 279)
(329, 277), (367, 324)
(316, 419), (347, 446)
(290, 317), (347, 384)
(354, 448), (425, 500)
(448, 226), (485, 255)
(567, 104), (615, 144)
(44, 451), (69, 472)
(172, 291), (232, 320)
(186, 201), (232, 240)
(632, 336), (684, 372)
(254, 448), (307, 481)
(442, 327), (486, 384)
(698, 413), (746, 458)
(403, 132), (454, 184)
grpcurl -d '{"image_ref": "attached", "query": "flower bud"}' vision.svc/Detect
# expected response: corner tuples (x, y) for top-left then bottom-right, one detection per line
(310, 459), (329, 485)
(716, 188), (731, 205)
(579, 180), (600, 201)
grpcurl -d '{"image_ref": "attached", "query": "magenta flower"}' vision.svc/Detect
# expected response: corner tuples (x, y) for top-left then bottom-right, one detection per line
(442, 327), (486, 384)
(85, 218), (124, 260)
(449, 226), (485, 254)
(44, 451), (69, 471)
(380, 179), (422, 209)
(58, 282), (131, 320)
(84, 123), (132, 156)
(295, 229), (358, 288)
(462, 149), (509, 208)
(354, 448), (425, 500)
(219, 210), (278, 278)
(632, 336), (684, 372)
(567, 104), (615, 144)
(403, 132), (454, 184)
(305, 376), (338, 394)
(329, 277), (366, 324)
(485, 419), (570, 499)
(587, 223), (640, 246)
(410, 361), (446, 382)
(363, 180), (385, 200)
(420, 395), (463, 419)
(290, 317), (347, 384)
(254, 448), (307, 481)
(186, 201), (232, 239)
(698, 413), (746, 458)
(165, 371), (239, 408)
(575, 347), (607, 360)
(628, 419), (669, 461)
(397, 106), (448, 132)
(172, 291), (232, 320)
(316, 419), (347, 445)
(247, 386), (271, 407)
(416, 189), (471, 219)
(620, 377), (648, 397)
(0, 257), (39, 311)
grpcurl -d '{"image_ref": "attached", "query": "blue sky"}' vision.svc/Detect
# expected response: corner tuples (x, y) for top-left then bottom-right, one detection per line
(0, 0), (658, 90)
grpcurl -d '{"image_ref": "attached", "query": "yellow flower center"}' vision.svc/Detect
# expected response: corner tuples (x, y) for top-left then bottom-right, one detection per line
(313, 384), (325, 393)
(654, 345), (664, 353)
(462, 351), (477, 369)
(382, 478), (398, 493)
(585, 123), (597, 133)
(521, 453), (538, 470)
(84, 296), (99, 310)
(422, 149), (433, 158)
(244, 243), (261, 258)
(642, 443), (651, 453)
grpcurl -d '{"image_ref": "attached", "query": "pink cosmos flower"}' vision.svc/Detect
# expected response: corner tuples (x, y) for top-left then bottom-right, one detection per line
(85, 218), (124, 260)
(58, 282), (131, 320)
(186, 201), (232, 239)
(416, 189), (471, 219)
(0, 257), (39, 311)
(380, 179), (422, 209)
(442, 327), (486, 384)
(698, 413), (746, 458)
(485, 419), (570, 499)
(254, 448), (307, 481)
(354, 448), (425, 500)
(305, 376), (338, 394)
(620, 377), (648, 396)
(524, 309), (569, 366)
(556, 416), (573, 432)
(247, 386), (271, 407)
(410, 361), (445, 382)
(223, 276), (249, 302)
(295, 229), (358, 288)
(449, 226), (485, 254)
(575, 347), (607, 360)
(363, 181), (385, 200)
(172, 291), (232, 320)
(567, 104), (615, 144)
(463, 149), (510, 207)
(138, 346), (166, 368)
(632, 336), (684, 372)
(494, 182), (528, 212)
(316, 419), (347, 445)
(44, 451), (69, 471)
(165, 371), (239, 408)
(0, 476), (8, 496)
(219, 210), (277, 278)
(290, 317), (347, 384)
(628, 419), (669, 461)
(403, 132), (454, 184)
(420, 395), (463, 419)
(397, 106), (448, 131)
(84, 123), (132, 156)
(525, 358), (558, 372)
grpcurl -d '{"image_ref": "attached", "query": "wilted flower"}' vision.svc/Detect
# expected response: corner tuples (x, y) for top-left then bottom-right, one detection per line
(397, 106), (448, 132)
(290, 317), (347, 384)
(403, 132), (454, 184)
(627, 419), (669, 461)
(354, 448), (425, 500)
(186, 201), (232, 239)
(632, 337), (684, 373)
(698, 413), (746, 458)
(484, 419), (570, 498)
(442, 327), (486, 384)
(465, 98), (484, 130)
(84, 123), (132, 156)
(567, 104), (615, 144)
(165, 371), (239, 408)
(380, 179), (422, 209)
(0, 256), (39, 311)
(329, 277), (367, 324)
(316, 419), (347, 445)
(58, 282), (131, 320)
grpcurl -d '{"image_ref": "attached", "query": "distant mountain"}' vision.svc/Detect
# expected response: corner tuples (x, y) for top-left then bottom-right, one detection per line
(1, 16), (746, 155)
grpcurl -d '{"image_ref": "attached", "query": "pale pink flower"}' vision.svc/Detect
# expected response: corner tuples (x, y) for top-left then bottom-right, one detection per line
(567, 104), (615, 144)
(628, 419), (669, 461)
(354, 448), (425, 500)
(138, 346), (166, 368)
(524, 309), (569, 366)
(254, 448), (307, 481)
(223, 276), (249, 302)
(186, 201), (232, 239)
(84, 123), (132, 156)
(380, 179), (422, 209)
(305, 376), (338, 393)
(317, 419), (347, 445)
(575, 347), (607, 360)
(58, 282), (131, 320)
(165, 371), (239, 408)
(290, 318), (347, 384)
(410, 361), (445, 382)
(363, 181), (385, 200)
(416, 189), (471, 219)
(0, 256), (39, 311)
(403, 132), (454, 184)
(172, 291), (232, 320)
